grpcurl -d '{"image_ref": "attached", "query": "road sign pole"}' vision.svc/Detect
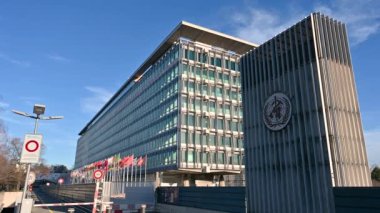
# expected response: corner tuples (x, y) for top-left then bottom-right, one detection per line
(20, 118), (39, 213)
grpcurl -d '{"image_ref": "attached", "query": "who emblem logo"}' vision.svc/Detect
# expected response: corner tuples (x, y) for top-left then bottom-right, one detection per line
(263, 93), (292, 131)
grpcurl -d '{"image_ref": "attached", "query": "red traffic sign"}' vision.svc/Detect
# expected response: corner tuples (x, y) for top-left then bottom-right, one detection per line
(93, 169), (104, 180)
(20, 134), (43, 164)
(25, 140), (39, 152)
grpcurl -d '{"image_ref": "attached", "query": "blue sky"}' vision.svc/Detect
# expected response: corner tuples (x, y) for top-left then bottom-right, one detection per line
(0, 0), (379, 168)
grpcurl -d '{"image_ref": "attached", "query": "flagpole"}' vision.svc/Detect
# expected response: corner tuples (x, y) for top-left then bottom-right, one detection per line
(122, 165), (126, 194)
(139, 164), (142, 187)
(135, 163), (137, 187)
(131, 159), (134, 187)
(126, 166), (129, 187)
(144, 155), (147, 186)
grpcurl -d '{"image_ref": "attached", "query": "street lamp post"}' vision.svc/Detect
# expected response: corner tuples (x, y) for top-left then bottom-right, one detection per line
(12, 104), (63, 213)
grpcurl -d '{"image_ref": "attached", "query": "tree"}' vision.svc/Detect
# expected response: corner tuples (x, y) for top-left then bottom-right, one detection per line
(371, 166), (380, 181)
(33, 163), (50, 175)
(51, 165), (69, 173)
(0, 112), (53, 191)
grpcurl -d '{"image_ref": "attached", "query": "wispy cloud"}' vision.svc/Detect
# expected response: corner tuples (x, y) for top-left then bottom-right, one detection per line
(80, 86), (113, 114)
(0, 52), (30, 67)
(315, 0), (380, 45)
(364, 127), (380, 166)
(231, 0), (380, 45)
(231, 8), (303, 44)
(47, 54), (71, 63)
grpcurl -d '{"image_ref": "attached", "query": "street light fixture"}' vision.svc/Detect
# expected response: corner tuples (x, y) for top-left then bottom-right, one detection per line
(12, 104), (63, 213)
(33, 104), (45, 116)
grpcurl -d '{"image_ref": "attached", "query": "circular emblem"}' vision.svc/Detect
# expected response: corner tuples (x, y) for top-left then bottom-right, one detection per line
(263, 93), (292, 131)
(93, 169), (104, 180)
(25, 140), (39, 152)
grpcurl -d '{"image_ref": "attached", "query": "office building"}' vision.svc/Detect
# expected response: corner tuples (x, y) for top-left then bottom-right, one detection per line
(241, 13), (372, 213)
(74, 21), (257, 186)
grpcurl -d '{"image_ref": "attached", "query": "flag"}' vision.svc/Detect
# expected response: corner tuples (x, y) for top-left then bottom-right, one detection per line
(103, 159), (108, 170)
(114, 153), (121, 164)
(125, 156), (134, 167)
(137, 156), (144, 166)
(108, 156), (114, 168)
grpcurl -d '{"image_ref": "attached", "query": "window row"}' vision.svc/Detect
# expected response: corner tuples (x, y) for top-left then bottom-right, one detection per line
(182, 81), (241, 100)
(146, 150), (177, 169)
(182, 64), (240, 86)
(183, 49), (238, 71)
(181, 96), (243, 116)
(181, 150), (243, 165)
(181, 114), (243, 131)
(120, 132), (177, 158)
(180, 131), (244, 148)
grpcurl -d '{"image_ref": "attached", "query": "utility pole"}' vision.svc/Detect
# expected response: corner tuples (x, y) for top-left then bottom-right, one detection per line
(12, 104), (63, 213)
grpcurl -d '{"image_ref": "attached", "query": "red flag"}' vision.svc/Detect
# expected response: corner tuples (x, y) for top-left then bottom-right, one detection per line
(103, 159), (108, 170)
(125, 156), (134, 167)
(137, 156), (144, 166)
(119, 156), (128, 167)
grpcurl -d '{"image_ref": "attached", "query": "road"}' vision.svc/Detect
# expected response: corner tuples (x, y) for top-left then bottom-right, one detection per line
(32, 188), (92, 213)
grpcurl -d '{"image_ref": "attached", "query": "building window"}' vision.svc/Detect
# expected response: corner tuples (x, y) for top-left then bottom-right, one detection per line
(209, 71), (215, 81)
(210, 57), (215, 66)
(225, 59), (230, 69)
(223, 74), (229, 84)
(188, 114), (195, 126)
(216, 87), (223, 98)
(218, 73), (223, 83)
(185, 49), (195, 60)
(209, 135), (216, 146)
(210, 102), (216, 113)
(210, 118), (215, 129)
(217, 119), (224, 130)
(217, 153), (224, 164)
(202, 69), (208, 79)
(231, 61), (236, 70)
(202, 118), (209, 128)
(215, 58), (222, 67)
(195, 133), (201, 145)
(195, 67), (201, 78)
(182, 96), (187, 108)
(181, 132), (186, 143)
(187, 151), (194, 163)
(188, 82), (195, 93)
(195, 99), (201, 111)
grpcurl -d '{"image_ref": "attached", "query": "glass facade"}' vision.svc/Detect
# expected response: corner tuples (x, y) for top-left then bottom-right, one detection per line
(75, 44), (180, 172)
(75, 38), (244, 174)
(178, 39), (244, 171)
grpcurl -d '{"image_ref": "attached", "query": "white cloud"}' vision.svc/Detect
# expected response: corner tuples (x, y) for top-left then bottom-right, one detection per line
(232, 8), (303, 44)
(315, 0), (380, 45)
(47, 54), (71, 63)
(364, 127), (380, 166)
(231, 0), (380, 45)
(0, 52), (30, 67)
(80, 86), (113, 114)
